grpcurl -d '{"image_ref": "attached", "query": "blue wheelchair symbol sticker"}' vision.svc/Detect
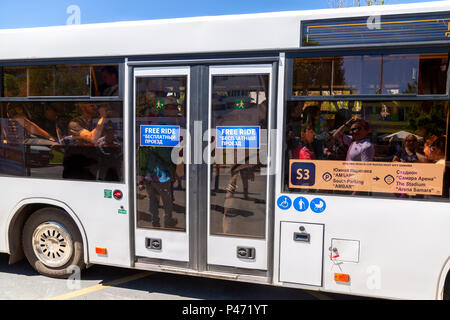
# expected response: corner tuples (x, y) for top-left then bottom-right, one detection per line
(277, 196), (292, 210)
(310, 198), (326, 213)
(293, 197), (309, 212)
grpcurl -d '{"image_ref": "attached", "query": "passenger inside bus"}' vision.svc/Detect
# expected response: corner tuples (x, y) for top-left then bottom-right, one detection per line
(100, 66), (119, 96)
(291, 123), (316, 160)
(392, 134), (427, 163)
(332, 117), (375, 162)
(96, 121), (122, 181)
(62, 103), (108, 180)
(284, 100), (449, 199)
(5, 103), (57, 143)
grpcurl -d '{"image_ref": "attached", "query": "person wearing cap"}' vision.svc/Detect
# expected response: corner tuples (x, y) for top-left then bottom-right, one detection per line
(332, 116), (375, 162)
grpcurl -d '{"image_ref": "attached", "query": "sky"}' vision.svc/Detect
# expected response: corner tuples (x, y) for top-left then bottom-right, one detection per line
(0, 0), (442, 29)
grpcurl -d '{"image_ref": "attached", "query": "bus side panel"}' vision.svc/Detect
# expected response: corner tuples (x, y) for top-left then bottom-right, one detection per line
(0, 178), (132, 268)
(274, 195), (450, 300)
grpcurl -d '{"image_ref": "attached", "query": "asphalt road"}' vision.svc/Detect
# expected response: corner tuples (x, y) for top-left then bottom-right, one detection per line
(0, 253), (369, 301)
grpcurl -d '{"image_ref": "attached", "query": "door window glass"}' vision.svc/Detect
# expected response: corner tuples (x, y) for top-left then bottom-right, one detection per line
(136, 76), (187, 231)
(210, 74), (269, 238)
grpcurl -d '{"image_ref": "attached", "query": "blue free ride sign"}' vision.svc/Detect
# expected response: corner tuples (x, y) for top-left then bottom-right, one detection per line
(140, 125), (180, 147)
(216, 126), (260, 149)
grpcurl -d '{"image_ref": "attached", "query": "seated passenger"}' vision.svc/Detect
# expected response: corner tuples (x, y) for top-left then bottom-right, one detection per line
(100, 66), (119, 96)
(333, 117), (375, 162)
(424, 135), (446, 163)
(292, 124), (316, 160)
(392, 134), (427, 163)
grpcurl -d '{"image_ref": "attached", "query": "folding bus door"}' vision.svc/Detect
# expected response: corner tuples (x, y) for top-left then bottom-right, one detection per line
(207, 65), (273, 272)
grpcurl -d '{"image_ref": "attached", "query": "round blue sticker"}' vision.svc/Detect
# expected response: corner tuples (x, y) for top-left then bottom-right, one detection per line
(310, 198), (326, 213)
(277, 196), (292, 210)
(293, 197), (309, 212)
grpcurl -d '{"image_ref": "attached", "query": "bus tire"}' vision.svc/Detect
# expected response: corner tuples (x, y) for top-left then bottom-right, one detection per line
(22, 207), (85, 279)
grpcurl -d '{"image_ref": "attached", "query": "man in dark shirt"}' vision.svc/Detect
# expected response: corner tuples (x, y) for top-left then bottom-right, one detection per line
(62, 103), (107, 180)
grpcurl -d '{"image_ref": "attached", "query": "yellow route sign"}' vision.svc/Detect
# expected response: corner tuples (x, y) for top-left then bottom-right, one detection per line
(289, 159), (446, 196)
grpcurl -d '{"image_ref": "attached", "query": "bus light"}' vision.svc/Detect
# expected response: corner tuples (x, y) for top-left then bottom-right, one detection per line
(334, 273), (350, 283)
(95, 247), (107, 255)
(113, 190), (123, 200)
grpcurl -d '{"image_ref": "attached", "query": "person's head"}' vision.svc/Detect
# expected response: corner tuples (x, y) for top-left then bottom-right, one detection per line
(349, 119), (371, 141)
(44, 106), (57, 121)
(79, 103), (98, 119)
(404, 134), (419, 151)
(424, 135), (446, 162)
(301, 123), (315, 145)
(101, 66), (118, 86)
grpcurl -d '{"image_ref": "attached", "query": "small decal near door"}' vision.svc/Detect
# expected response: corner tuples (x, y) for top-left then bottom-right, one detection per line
(277, 196), (327, 214)
(216, 126), (260, 149)
(140, 125), (180, 147)
(277, 196), (292, 210)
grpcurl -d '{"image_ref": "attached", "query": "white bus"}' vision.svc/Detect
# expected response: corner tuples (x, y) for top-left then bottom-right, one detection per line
(0, 1), (449, 300)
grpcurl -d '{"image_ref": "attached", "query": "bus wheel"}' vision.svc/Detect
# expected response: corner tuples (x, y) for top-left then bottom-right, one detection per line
(22, 208), (85, 278)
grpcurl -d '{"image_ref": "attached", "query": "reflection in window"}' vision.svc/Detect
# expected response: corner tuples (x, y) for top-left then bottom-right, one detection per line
(135, 76), (187, 232)
(1, 64), (119, 97)
(0, 102), (123, 182)
(293, 57), (332, 96)
(91, 65), (119, 97)
(293, 53), (449, 96)
(284, 100), (449, 200)
(27, 65), (91, 97)
(210, 75), (269, 239)
(333, 55), (382, 95)
(2, 67), (27, 97)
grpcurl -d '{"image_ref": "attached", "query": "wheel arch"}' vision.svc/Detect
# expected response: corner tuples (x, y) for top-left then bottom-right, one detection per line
(6, 198), (89, 265)
(436, 256), (450, 300)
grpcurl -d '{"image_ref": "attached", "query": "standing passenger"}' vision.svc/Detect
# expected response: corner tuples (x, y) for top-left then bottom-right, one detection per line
(333, 117), (375, 162)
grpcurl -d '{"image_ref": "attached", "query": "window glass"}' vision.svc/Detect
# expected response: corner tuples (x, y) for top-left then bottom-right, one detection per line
(28, 66), (56, 96)
(292, 57), (332, 96)
(0, 101), (123, 182)
(284, 100), (449, 200)
(381, 54), (419, 94)
(91, 65), (119, 97)
(1, 64), (118, 97)
(135, 76), (187, 231)
(55, 65), (90, 96)
(3, 67), (27, 97)
(210, 74), (269, 238)
(419, 54), (448, 95)
(333, 55), (382, 95)
(292, 53), (448, 96)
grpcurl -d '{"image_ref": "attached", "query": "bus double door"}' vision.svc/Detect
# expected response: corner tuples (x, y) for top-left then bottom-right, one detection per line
(133, 64), (273, 275)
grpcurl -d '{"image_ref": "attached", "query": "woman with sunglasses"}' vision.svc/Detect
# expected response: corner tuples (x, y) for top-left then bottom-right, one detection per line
(332, 116), (375, 162)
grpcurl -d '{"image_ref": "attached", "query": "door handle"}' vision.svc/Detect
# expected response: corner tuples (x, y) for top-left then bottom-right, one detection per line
(293, 232), (310, 243)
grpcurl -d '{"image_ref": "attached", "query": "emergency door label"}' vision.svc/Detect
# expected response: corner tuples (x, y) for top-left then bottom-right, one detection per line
(216, 126), (260, 149)
(140, 125), (180, 147)
(289, 160), (446, 196)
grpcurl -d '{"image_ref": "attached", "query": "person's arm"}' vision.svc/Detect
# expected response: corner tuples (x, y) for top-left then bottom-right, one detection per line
(15, 116), (56, 141)
(332, 117), (357, 142)
(416, 152), (430, 163)
(76, 108), (107, 144)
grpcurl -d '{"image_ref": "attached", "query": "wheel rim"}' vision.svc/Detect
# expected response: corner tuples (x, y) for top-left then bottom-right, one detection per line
(32, 222), (73, 268)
